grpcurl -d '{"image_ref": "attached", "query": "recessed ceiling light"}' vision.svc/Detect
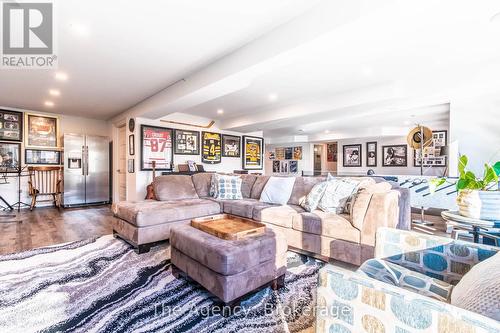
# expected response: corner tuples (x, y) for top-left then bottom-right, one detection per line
(55, 72), (68, 81)
(70, 23), (89, 36)
(268, 93), (278, 101)
(44, 101), (54, 107)
(217, 109), (224, 115)
(324, 130), (330, 134)
(49, 89), (60, 97)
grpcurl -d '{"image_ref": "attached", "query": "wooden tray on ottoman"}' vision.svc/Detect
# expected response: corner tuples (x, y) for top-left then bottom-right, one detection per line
(191, 214), (266, 240)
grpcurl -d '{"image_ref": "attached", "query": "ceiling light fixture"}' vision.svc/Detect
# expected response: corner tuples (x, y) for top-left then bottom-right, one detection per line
(268, 93), (278, 101)
(55, 72), (68, 81)
(44, 101), (54, 107)
(324, 130), (330, 133)
(49, 89), (60, 97)
(217, 109), (224, 115)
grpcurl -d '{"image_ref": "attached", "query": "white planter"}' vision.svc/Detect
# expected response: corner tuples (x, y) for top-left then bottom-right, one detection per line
(457, 189), (500, 221)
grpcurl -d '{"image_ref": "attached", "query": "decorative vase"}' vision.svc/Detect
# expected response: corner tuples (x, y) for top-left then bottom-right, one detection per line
(457, 189), (500, 221)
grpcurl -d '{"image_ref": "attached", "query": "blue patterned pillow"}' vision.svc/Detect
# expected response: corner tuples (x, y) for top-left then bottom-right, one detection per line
(215, 175), (243, 200)
(300, 181), (328, 212)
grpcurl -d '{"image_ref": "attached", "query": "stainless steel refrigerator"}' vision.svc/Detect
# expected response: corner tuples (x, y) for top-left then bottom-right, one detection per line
(64, 134), (110, 206)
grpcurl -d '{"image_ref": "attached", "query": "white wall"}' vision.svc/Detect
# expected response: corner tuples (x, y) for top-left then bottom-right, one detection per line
(336, 131), (448, 177)
(264, 142), (313, 176)
(0, 108), (111, 207)
(125, 113), (263, 201)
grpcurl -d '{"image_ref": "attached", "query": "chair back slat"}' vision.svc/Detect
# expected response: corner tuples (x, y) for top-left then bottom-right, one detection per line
(28, 166), (62, 195)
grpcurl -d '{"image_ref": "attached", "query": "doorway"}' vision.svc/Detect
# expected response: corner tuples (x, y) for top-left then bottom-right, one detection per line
(117, 125), (127, 202)
(314, 144), (323, 176)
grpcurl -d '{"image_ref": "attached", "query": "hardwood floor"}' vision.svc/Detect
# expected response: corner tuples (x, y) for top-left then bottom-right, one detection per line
(0, 205), (115, 255)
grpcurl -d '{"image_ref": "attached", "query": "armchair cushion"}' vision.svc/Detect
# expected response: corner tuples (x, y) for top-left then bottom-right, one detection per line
(358, 258), (453, 302)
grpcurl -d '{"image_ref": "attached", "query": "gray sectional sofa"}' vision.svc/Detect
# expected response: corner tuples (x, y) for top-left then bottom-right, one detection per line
(112, 173), (410, 265)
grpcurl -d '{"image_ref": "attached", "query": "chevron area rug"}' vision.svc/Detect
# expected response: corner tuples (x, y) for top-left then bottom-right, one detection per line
(0, 235), (324, 333)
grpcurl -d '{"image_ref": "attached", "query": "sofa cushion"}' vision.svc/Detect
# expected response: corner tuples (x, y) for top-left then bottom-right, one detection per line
(153, 175), (198, 201)
(288, 176), (325, 206)
(359, 259), (454, 302)
(191, 173), (213, 197)
(260, 176), (296, 205)
(113, 198), (220, 227)
(293, 210), (360, 243)
(451, 252), (500, 321)
(250, 176), (270, 199)
(254, 205), (304, 228)
(170, 224), (288, 276)
(239, 174), (258, 198)
(221, 198), (261, 218)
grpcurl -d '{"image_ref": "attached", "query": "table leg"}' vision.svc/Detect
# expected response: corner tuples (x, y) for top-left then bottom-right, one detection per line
(472, 226), (480, 243)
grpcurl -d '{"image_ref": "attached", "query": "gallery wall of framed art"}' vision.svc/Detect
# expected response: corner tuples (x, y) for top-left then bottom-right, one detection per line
(266, 143), (304, 174)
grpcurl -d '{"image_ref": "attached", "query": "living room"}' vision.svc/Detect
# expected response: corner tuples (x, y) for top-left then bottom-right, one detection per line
(1, 1), (499, 332)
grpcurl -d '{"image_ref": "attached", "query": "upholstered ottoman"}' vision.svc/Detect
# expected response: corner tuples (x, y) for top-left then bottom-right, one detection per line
(170, 224), (288, 305)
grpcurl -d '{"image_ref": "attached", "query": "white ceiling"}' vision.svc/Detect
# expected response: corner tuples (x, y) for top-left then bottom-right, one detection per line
(0, 0), (317, 119)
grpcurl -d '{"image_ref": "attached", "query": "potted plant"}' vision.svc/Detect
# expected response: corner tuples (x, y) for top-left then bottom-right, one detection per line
(432, 155), (500, 220)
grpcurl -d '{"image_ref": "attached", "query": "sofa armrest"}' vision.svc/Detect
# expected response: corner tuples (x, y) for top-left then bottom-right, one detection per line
(316, 264), (499, 333)
(356, 190), (400, 247)
(375, 227), (499, 283)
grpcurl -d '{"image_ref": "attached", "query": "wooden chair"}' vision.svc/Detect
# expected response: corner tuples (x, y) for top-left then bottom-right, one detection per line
(27, 166), (63, 210)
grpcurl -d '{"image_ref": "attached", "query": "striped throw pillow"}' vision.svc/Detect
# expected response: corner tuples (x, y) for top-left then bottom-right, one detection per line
(300, 181), (328, 212)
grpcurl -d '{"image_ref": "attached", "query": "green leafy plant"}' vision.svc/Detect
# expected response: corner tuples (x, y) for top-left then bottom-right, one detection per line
(429, 155), (500, 193)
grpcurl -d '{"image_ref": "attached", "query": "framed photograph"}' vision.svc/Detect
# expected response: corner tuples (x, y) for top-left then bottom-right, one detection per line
(268, 151), (275, 160)
(275, 147), (285, 160)
(0, 109), (23, 142)
(242, 136), (263, 170)
(284, 147), (293, 160)
(272, 160), (280, 173)
(289, 160), (298, 173)
(383, 144), (408, 167)
(293, 146), (302, 160)
(414, 130), (447, 167)
(327, 143), (337, 162)
(280, 160), (289, 173)
(25, 149), (61, 165)
(174, 129), (200, 155)
(202, 131), (222, 164)
(25, 113), (59, 148)
(0, 142), (21, 172)
(129, 134), (135, 156)
(221, 134), (240, 157)
(366, 141), (377, 167)
(128, 159), (135, 173)
(343, 144), (361, 167)
(140, 125), (173, 171)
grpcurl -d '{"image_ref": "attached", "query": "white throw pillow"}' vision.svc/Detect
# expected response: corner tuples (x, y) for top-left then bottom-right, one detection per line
(450, 251), (500, 321)
(260, 176), (296, 205)
(318, 178), (361, 213)
(215, 175), (243, 200)
(300, 181), (328, 212)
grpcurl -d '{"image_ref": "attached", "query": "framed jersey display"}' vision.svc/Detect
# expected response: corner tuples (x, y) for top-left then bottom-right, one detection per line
(202, 131), (221, 164)
(140, 125), (173, 170)
(242, 136), (263, 170)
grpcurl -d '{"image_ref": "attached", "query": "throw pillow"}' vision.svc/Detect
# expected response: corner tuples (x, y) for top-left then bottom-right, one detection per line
(317, 178), (361, 214)
(300, 181), (328, 212)
(450, 251), (500, 321)
(215, 175), (243, 200)
(260, 176), (296, 205)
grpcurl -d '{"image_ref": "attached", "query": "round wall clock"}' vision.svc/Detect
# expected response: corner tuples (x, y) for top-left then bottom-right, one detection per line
(128, 118), (135, 132)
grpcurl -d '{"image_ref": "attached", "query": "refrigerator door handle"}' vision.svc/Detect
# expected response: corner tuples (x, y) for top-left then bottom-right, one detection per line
(86, 146), (89, 176)
(82, 146), (85, 175)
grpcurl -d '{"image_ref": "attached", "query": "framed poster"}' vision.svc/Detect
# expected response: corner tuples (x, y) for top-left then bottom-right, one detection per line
(25, 149), (61, 165)
(272, 160), (280, 173)
(280, 160), (289, 173)
(284, 147), (293, 160)
(129, 135), (135, 156)
(327, 143), (337, 162)
(366, 141), (377, 167)
(0, 142), (21, 172)
(242, 136), (263, 170)
(0, 110), (23, 142)
(383, 144), (408, 167)
(289, 160), (298, 173)
(25, 113), (59, 148)
(174, 129), (200, 155)
(268, 151), (275, 160)
(202, 131), (222, 164)
(293, 146), (302, 160)
(275, 147), (285, 160)
(414, 130), (447, 167)
(140, 125), (173, 171)
(222, 134), (240, 157)
(343, 144), (361, 167)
